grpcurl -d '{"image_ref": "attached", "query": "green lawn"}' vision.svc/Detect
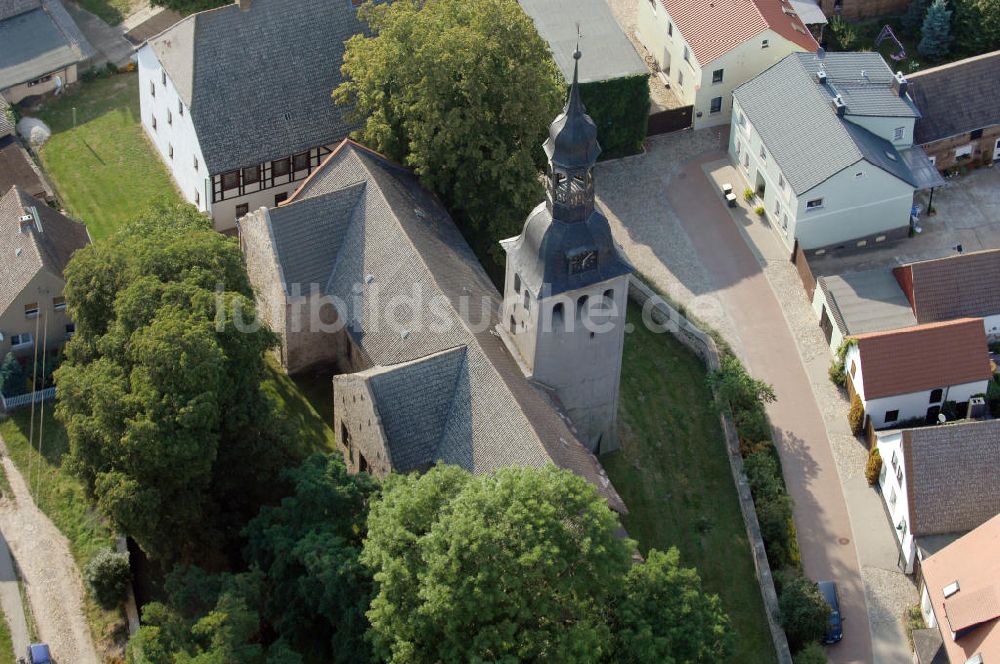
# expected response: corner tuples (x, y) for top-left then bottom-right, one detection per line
(0, 409), (122, 653)
(0, 603), (13, 664)
(603, 305), (777, 664)
(261, 360), (337, 453)
(34, 73), (181, 239)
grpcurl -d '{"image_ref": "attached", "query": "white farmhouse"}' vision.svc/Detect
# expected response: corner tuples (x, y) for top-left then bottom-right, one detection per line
(845, 318), (991, 430)
(731, 52), (945, 252)
(873, 420), (1000, 575)
(635, 0), (818, 128)
(137, 0), (364, 231)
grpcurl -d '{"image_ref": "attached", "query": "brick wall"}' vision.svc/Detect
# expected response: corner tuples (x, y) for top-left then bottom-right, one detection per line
(921, 125), (1000, 171)
(332, 374), (393, 476)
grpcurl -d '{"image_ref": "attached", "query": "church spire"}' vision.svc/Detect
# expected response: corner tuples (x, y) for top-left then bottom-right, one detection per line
(543, 47), (601, 223)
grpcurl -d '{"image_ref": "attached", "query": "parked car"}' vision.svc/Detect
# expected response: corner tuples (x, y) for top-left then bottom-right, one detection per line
(26, 643), (51, 664)
(818, 581), (843, 644)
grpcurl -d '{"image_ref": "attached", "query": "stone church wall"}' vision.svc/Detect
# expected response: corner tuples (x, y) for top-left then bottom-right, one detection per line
(332, 374), (392, 476)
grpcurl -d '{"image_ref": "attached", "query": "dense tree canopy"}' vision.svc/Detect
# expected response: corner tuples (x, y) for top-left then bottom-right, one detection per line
(335, 0), (564, 262)
(55, 202), (295, 562)
(918, 0), (953, 60)
(362, 464), (731, 664)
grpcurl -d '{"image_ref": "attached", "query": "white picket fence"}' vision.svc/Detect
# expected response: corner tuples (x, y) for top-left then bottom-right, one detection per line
(0, 387), (56, 411)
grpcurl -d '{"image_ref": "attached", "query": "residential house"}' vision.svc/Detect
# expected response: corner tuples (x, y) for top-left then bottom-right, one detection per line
(813, 267), (918, 351)
(914, 512), (1000, 664)
(874, 419), (1000, 575)
(816, 0), (909, 20)
(845, 318), (991, 430)
(0, 185), (90, 358)
(635, 0), (818, 128)
(240, 140), (626, 513)
(894, 248), (1000, 338)
(0, 0), (94, 104)
(731, 52), (945, 252)
(137, 0), (364, 231)
(908, 50), (1000, 171)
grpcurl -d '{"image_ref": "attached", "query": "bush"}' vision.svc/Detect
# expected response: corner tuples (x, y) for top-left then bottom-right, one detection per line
(827, 360), (846, 387)
(778, 574), (831, 652)
(579, 75), (650, 159)
(735, 407), (773, 453)
(744, 450), (785, 502)
(754, 205), (766, 216)
(757, 495), (795, 569)
(794, 641), (828, 664)
(830, 16), (858, 50)
(0, 353), (25, 396)
(848, 393), (865, 436)
(743, 187), (755, 202)
(84, 548), (131, 609)
(865, 446), (882, 485)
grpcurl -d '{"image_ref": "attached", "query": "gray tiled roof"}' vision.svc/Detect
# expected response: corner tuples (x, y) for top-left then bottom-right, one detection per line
(0, 0), (37, 20)
(517, 0), (646, 84)
(149, 0), (364, 175)
(245, 141), (625, 511)
(0, 96), (12, 137)
(0, 0), (94, 91)
(901, 249), (1000, 324)
(902, 419), (1000, 537)
(818, 268), (916, 337)
(0, 185), (90, 316)
(909, 51), (1000, 144)
(735, 52), (919, 194)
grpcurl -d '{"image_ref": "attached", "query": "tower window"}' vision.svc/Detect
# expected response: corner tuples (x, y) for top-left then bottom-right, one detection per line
(509, 315), (516, 334)
(552, 302), (564, 328)
(523, 290), (530, 311)
(514, 273), (521, 293)
(604, 288), (614, 304)
(577, 294), (589, 318)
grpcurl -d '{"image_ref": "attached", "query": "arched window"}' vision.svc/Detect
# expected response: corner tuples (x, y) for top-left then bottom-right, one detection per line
(523, 290), (531, 311)
(603, 288), (614, 304)
(514, 273), (522, 293)
(577, 294), (589, 318)
(552, 302), (565, 329)
(509, 315), (516, 334)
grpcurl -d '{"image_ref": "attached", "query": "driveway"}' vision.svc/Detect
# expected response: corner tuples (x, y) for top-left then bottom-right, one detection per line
(597, 130), (878, 663)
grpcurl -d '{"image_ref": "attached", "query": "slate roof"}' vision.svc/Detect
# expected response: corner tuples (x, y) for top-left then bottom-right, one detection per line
(242, 140), (625, 512)
(148, 0), (364, 175)
(908, 50), (1000, 144)
(0, 96), (13, 137)
(920, 513), (1000, 663)
(735, 52), (920, 194)
(0, 135), (46, 198)
(517, 0), (646, 84)
(657, 0), (817, 64)
(851, 318), (990, 400)
(0, 185), (90, 316)
(895, 249), (1000, 324)
(817, 268), (917, 337)
(0, 0), (94, 91)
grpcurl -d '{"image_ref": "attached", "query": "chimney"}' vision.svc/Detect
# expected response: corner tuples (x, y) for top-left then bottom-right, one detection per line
(238, 0), (250, 9)
(816, 69), (827, 85)
(831, 95), (846, 117)
(966, 396), (988, 420)
(17, 207), (41, 233)
(893, 71), (909, 97)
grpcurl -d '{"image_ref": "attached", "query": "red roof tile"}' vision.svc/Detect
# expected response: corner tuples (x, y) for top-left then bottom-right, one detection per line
(852, 318), (991, 399)
(659, 0), (818, 64)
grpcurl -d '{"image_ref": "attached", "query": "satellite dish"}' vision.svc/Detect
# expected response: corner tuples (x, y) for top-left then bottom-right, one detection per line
(937, 413), (947, 424)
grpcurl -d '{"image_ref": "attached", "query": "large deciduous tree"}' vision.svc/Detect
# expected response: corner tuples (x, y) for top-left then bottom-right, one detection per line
(362, 464), (731, 664)
(334, 0), (564, 261)
(55, 201), (293, 562)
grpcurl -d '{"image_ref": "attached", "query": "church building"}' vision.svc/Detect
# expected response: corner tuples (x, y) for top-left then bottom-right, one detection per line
(500, 48), (633, 454)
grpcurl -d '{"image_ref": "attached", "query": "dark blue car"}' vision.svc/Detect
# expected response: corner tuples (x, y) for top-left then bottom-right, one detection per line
(818, 581), (843, 644)
(26, 643), (51, 664)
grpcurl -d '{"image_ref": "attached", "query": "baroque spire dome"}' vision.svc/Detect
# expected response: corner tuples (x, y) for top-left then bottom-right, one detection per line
(544, 48), (601, 170)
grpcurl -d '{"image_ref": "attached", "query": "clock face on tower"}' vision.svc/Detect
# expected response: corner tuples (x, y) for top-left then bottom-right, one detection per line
(569, 249), (598, 274)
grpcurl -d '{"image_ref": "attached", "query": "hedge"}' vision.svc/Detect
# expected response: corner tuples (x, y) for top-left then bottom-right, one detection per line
(578, 74), (650, 159)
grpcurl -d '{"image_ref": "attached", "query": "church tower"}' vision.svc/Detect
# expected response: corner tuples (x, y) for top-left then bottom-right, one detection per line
(499, 49), (632, 455)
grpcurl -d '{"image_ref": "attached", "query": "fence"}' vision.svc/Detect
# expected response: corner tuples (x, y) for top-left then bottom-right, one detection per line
(647, 105), (693, 136)
(0, 387), (56, 412)
(628, 276), (794, 664)
(791, 239), (816, 301)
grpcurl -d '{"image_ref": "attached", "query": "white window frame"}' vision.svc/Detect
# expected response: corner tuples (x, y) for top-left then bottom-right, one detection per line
(712, 68), (724, 84)
(10, 333), (32, 348)
(893, 126), (904, 140)
(806, 198), (824, 210)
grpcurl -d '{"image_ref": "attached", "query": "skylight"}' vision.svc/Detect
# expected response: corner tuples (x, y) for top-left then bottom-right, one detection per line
(944, 581), (960, 598)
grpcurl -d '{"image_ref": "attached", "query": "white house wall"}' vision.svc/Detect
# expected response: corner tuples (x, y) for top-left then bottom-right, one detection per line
(810, 285), (845, 352)
(984, 314), (1000, 338)
(875, 430), (917, 572)
(790, 162), (913, 250)
(843, 115), (916, 147)
(636, 2), (808, 129)
(137, 45), (209, 214)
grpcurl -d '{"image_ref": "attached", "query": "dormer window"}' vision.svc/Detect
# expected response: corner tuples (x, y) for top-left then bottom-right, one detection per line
(943, 581), (960, 598)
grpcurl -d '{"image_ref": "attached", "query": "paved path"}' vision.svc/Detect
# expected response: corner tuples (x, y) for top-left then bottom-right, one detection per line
(0, 436), (100, 664)
(598, 133), (875, 663)
(65, 1), (135, 68)
(0, 527), (30, 660)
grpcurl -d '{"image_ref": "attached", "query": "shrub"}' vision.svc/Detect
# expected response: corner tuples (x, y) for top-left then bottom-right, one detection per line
(744, 450), (785, 503)
(743, 187), (755, 202)
(778, 574), (831, 652)
(827, 360), (846, 387)
(848, 393), (865, 436)
(579, 75), (649, 159)
(794, 641), (828, 664)
(0, 353), (25, 396)
(864, 446), (882, 485)
(754, 205), (766, 216)
(84, 548), (131, 609)
(735, 407), (773, 452)
(830, 16), (858, 50)
(757, 494), (794, 569)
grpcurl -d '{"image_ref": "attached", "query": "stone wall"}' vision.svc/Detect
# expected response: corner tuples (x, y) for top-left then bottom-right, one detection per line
(921, 126), (1000, 171)
(628, 275), (794, 664)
